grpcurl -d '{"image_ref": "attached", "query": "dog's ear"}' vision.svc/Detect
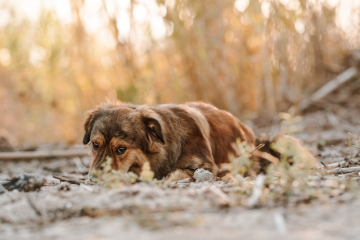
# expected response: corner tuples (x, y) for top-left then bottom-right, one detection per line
(83, 109), (100, 145)
(143, 116), (165, 144)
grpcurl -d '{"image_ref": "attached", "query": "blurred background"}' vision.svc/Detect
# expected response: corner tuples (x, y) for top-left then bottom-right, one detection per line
(0, 0), (359, 146)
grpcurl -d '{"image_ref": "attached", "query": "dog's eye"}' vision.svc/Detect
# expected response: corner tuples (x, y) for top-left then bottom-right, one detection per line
(92, 142), (99, 150)
(116, 147), (127, 155)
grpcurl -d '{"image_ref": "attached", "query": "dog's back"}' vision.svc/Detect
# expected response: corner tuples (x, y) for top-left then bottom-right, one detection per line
(185, 102), (255, 165)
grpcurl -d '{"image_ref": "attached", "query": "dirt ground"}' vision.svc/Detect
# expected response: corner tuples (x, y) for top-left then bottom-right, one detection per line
(1, 103), (360, 240)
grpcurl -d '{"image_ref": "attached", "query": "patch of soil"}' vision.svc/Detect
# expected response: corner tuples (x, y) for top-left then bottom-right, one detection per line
(1, 105), (360, 240)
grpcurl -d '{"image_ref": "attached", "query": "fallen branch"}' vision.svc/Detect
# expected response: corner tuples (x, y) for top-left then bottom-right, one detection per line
(53, 175), (86, 185)
(0, 149), (90, 161)
(327, 166), (360, 174)
(299, 67), (358, 111)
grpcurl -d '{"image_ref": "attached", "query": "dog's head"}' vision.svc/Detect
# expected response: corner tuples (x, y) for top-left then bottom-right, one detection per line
(83, 102), (166, 176)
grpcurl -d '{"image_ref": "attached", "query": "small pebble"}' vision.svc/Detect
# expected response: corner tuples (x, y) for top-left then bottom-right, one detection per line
(193, 168), (213, 182)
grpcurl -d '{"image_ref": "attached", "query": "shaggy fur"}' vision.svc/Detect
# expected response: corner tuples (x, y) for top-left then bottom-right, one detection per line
(83, 101), (255, 179)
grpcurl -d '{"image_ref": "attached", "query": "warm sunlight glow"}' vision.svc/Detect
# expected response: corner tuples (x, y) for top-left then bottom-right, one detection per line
(0, 0), (359, 144)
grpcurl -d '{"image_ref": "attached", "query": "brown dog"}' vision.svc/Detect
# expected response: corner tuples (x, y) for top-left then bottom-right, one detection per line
(83, 101), (255, 179)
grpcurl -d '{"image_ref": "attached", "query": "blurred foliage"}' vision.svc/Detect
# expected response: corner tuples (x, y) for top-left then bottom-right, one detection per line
(226, 115), (356, 207)
(90, 157), (138, 187)
(0, 0), (357, 144)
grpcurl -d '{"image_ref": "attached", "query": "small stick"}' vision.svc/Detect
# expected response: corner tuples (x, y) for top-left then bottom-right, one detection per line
(80, 183), (93, 192)
(209, 185), (230, 205)
(274, 210), (287, 234)
(327, 166), (360, 174)
(247, 175), (265, 207)
(318, 160), (346, 169)
(251, 143), (265, 154)
(26, 195), (43, 217)
(53, 175), (85, 185)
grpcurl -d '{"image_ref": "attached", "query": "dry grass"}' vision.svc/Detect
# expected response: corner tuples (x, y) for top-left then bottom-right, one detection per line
(223, 111), (360, 207)
(0, 0), (359, 145)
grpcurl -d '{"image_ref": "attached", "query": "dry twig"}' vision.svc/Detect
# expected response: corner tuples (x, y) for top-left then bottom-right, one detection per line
(247, 175), (265, 207)
(209, 185), (230, 205)
(327, 166), (360, 174)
